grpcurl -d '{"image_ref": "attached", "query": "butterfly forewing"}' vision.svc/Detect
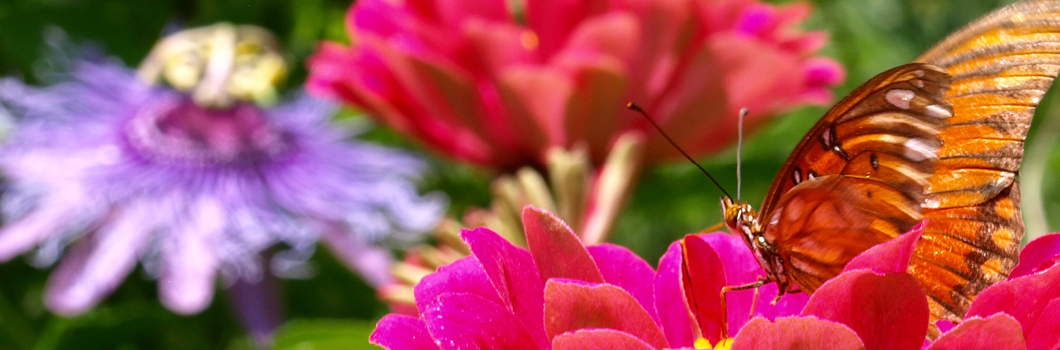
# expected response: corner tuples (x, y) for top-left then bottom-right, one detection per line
(759, 64), (952, 216)
(740, 63), (952, 296)
(908, 0), (1060, 324)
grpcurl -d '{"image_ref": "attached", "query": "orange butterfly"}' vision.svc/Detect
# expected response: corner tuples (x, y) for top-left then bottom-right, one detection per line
(720, 0), (1060, 327)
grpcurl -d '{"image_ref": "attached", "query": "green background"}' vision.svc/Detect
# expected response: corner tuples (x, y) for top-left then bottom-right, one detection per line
(0, 0), (1057, 348)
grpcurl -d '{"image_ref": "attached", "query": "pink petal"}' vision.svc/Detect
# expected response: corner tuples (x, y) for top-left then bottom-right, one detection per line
(553, 329), (656, 350)
(543, 280), (668, 349)
(422, 293), (541, 350)
(158, 198), (224, 314)
(462, 227), (548, 349)
(495, 66), (571, 151)
(321, 229), (394, 287)
(413, 256), (502, 314)
(522, 206), (605, 283)
(731, 316), (865, 350)
(1027, 299), (1060, 350)
(680, 235), (728, 343)
(0, 200), (81, 261)
(967, 264), (1060, 343)
(587, 244), (658, 321)
(843, 221), (924, 274)
(525, 0), (610, 57)
(655, 241), (696, 348)
(802, 271), (928, 350)
(45, 209), (154, 315)
(925, 313), (1025, 350)
(371, 314), (441, 350)
(1011, 233), (1060, 279)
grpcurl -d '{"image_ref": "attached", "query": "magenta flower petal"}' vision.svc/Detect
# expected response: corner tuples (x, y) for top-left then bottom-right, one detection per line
(421, 293), (540, 350)
(522, 207), (605, 283)
(731, 316), (864, 350)
(654, 241), (696, 348)
(1011, 233), (1060, 278)
(843, 221), (924, 274)
(803, 270), (928, 350)
(552, 329), (656, 350)
(967, 264), (1060, 347)
(413, 257), (501, 313)
(462, 227), (549, 349)
(924, 313), (1025, 350)
(1026, 299), (1060, 350)
(696, 233), (808, 332)
(587, 244), (658, 321)
(680, 235), (728, 343)
(371, 314), (440, 350)
(543, 280), (668, 349)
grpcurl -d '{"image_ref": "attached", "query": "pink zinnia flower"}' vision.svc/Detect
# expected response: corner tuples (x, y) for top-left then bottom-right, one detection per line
(307, 0), (844, 169)
(373, 206), (1060, 350)
(370, 207), (930, 350)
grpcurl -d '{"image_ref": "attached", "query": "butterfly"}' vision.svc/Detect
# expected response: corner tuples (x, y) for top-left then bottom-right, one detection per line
(721, 0), (1060, 327)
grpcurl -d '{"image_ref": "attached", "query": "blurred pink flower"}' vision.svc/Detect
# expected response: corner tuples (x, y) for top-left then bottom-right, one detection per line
(307, 0), (844, 169)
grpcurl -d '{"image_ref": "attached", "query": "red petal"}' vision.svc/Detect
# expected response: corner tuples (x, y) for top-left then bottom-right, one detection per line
(543, 280), (668, 349)
(843, 221), (924, 274)
(802, 271), (928, 350)
(1027, 299), (1060, 350)
(680, 235), (727, 343)
(967, 264), (1060, 343)
(731, 316), (864, 350)
(587, 244), (658, 321)
(925, 314), (1025, 350)
(522, 207), (605, 283)
(552, 329), (657, 350)
(1011, 233), (1060, 279)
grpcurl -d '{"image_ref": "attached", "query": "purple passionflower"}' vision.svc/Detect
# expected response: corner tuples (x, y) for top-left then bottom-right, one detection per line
(0, 24), (444, 331)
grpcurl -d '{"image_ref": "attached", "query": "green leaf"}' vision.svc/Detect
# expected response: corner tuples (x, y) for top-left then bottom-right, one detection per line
(274, 319), (379, 350)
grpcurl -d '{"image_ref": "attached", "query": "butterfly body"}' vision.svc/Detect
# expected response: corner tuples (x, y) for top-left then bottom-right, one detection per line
(724, 0), (1060, 325)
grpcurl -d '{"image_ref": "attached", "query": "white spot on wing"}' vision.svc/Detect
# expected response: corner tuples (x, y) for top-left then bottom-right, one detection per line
(904, 138), (937, 161)
(886, 89), (915, 110)
(924, 104), (952, 118)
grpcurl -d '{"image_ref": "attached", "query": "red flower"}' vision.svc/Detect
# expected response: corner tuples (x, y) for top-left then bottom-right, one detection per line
(307, 0), (844, 169)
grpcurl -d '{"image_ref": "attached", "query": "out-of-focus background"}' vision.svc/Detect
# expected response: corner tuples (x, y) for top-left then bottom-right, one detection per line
(0, 0), (1056, 348)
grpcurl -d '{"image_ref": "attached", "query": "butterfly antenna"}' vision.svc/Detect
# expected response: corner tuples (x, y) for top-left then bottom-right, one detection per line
(627, 102), (732, 199)
(736, 108), (747, 202)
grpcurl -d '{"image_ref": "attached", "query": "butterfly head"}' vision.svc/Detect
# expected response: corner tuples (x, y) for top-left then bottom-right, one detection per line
(721, 196), (791, 292)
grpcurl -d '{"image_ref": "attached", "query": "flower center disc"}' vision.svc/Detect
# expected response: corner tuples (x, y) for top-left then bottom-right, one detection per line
(127, 96), (288, 165)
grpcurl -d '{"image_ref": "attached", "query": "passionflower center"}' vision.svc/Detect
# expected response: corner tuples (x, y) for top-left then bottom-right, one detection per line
(126, 96), (289, 165)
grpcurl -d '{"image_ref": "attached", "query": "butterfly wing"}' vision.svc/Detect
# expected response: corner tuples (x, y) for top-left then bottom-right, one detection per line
(762, 174), (925, 293)
(754, 63), (953, 293)
(758, 64), (952, 215)
(910, 0), (1060, 324)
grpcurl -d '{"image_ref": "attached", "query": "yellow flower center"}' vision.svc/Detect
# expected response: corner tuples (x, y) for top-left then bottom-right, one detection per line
(694, 337), (734, 350)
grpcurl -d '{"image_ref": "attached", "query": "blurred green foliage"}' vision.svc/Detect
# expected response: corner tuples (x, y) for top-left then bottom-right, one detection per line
(0, 0), (1058, 349)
